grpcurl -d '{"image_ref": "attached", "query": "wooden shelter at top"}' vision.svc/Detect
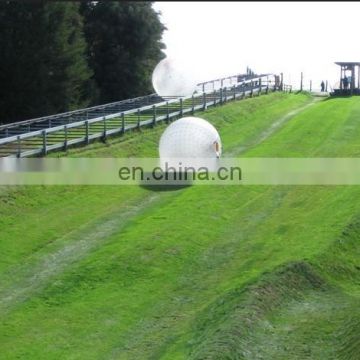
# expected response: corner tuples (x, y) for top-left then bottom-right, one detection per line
(333, 62), (360, 95)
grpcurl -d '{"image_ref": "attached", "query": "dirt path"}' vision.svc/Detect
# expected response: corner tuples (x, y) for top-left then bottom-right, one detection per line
(225, 96), (322, 156)
(0, 192), (173, 315)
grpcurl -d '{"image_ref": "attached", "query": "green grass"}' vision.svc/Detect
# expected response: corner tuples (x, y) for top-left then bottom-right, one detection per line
(0, 92), (359, 359)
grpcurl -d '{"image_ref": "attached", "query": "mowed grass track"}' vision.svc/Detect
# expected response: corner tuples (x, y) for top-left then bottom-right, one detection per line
(0, 92), (359, 359)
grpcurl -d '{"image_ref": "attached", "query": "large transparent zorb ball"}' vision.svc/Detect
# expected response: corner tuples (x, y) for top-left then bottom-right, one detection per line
(152, 57), (197, 98)
(159, 117), (222, 173)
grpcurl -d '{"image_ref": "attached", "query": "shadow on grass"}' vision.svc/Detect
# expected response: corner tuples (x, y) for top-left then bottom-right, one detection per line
(140, 183), (192, 192)
(323, 94), (359, 101)
(139, 171), (193, 192)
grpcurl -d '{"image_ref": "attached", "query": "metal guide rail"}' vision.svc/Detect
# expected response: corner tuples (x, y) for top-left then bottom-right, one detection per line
(0, 74), (277, 158)
(0, 73), (266, 138)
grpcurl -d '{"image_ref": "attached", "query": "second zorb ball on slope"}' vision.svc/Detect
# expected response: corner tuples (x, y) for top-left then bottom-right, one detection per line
(159, 117), (222, 171)
(152, 57), (197, 98)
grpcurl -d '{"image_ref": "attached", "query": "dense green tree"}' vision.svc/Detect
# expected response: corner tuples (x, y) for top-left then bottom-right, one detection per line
(0, 1), (92, 124)
(81, 1), (166, 104)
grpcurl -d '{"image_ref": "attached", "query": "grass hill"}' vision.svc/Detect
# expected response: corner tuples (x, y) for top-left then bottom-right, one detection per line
(0, 92), (359, 359)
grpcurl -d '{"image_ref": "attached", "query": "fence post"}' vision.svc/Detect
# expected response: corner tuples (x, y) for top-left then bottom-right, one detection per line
(42, 130), (47, 156)
(213, 89), (217, 106)
(250, 81), (253, 97)
(259, 78), (262, 95)
(220, 88), (223, 104)
(121, 112), (125, 134)
(300, 72), (303, 91)
(203, 92), (207, 110)
(233, 85), (236, 100)
(166, 102), (170, 123)
(325, 80), (328, 92)
(102, 116), (107, 142)
(137, 108), (141, 129)
(310, 80), (312, 92)
(152, 105), (156, 126)
(85, 120), (89, 144)
(191, 95), (195, 114)
(17, 135), (21, 158)
(179, 98), (183, 117)
(64, 125), (68, 151)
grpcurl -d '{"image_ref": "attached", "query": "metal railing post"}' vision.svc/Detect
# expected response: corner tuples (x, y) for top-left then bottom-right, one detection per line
(179, 98), (183, 117)
(166, 102), (170, 123)
(121, 112), (125, 134)
(102, 116), (107, 142)
(17, 135), (21, 158)
(250, 81), (253, 97)
(203, 92), (207, 110)
(233, 85), (236, 100)
(259, 78), (262, 95)
(152, 105), (156, 126)
(64, 125), (68, 151)
(42, 130), (47, 155)
(137, 108), (141, 129)
(85, 120), (89, 144)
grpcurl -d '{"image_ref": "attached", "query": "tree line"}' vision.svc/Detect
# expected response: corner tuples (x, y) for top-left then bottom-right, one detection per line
(0, 1), (166, 124)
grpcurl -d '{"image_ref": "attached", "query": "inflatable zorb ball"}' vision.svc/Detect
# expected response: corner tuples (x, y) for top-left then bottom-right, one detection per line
(159, 117), (222, 173)
(152, 57), (197, 98)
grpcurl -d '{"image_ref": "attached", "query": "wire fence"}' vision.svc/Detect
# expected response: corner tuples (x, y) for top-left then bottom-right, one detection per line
(0, 74), (280, 158)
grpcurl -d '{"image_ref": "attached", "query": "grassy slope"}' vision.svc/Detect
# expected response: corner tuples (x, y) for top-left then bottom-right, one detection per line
(0, 92), (359, 359)
(0, 92), (309, 275)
